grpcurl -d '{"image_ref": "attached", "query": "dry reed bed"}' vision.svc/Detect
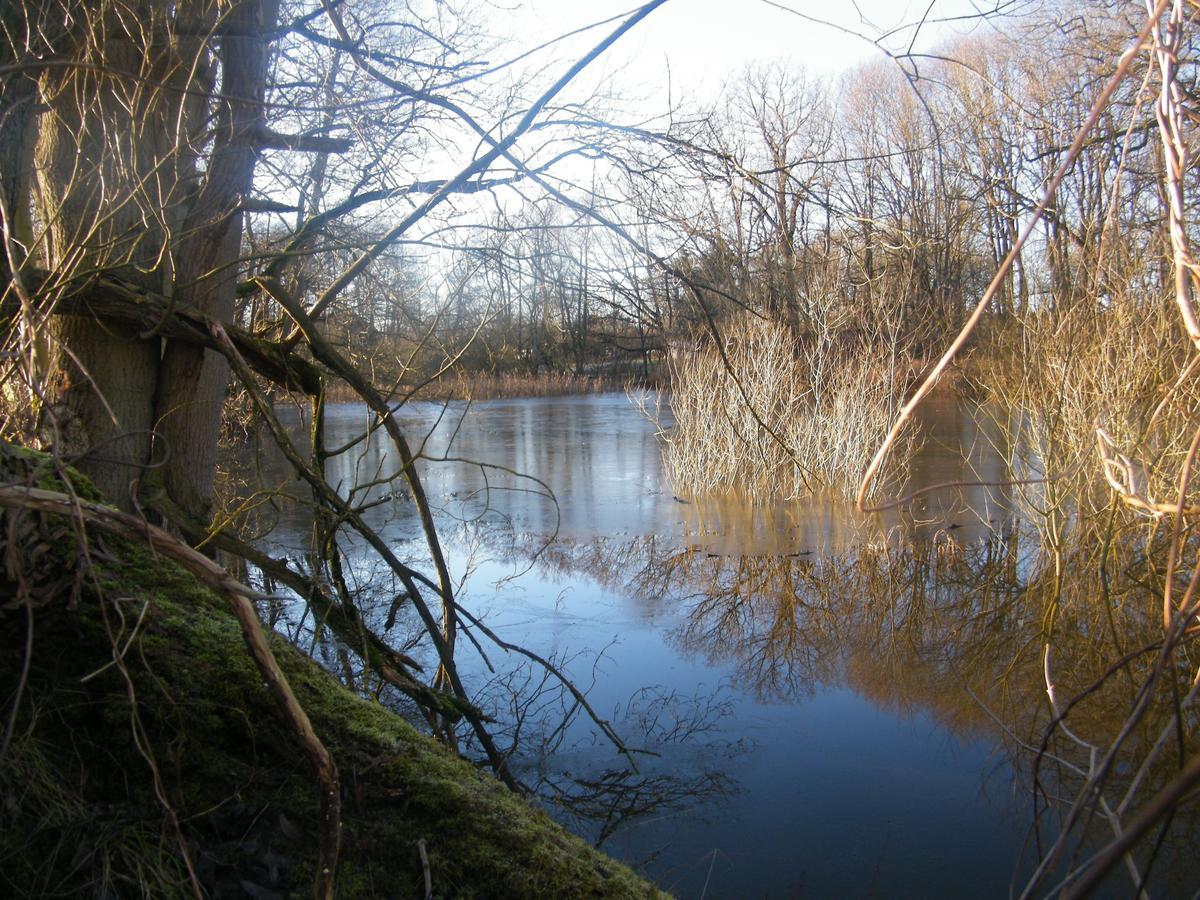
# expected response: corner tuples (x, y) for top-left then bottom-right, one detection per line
(661, 314), (918, 502)
(977, 299), (1200, 524)
(321, 370), (648, 404)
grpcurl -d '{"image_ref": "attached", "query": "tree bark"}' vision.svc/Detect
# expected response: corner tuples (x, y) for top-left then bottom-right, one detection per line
(153, 0), (278, 521)
(32, 2), (205, 509)
(23, 1), (274, 520)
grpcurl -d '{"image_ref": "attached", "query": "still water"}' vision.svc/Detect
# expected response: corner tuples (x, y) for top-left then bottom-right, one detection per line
(254, 392), (1172, 897)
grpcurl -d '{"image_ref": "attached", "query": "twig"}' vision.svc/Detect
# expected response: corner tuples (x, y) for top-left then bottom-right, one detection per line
(417, 838), (432, 900)
(210, 322), (519, 790)
(1042, 645), (1146, 895)
(855, 2), (1168, 511)
(1061, 751), (1200, 900)
(1095, 425), (1200, 519)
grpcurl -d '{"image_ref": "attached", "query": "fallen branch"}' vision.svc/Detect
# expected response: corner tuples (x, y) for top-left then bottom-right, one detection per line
(2, 269), (323, 394)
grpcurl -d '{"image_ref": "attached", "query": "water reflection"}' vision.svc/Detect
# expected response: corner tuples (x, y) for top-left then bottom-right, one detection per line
(508, 524), (1200, 896)
(525, 532), (1033, 724)
(260, 392), (1017, 555)
(237, 394), (1199, 897)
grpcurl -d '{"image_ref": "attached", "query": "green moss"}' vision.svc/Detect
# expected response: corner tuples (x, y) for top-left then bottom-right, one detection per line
(3, 442), (104, 501)
(0, 470), (666, 898)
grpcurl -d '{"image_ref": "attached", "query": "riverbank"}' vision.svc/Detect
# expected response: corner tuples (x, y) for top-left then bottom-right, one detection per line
(325, 369), (661, 403)
(0, 447), (664, 899)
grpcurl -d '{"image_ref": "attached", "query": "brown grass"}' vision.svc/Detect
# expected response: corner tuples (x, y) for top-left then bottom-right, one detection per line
(974, 298), (1200, 524)
(322, 370), (658, 404)
(659, 314), (919, 501)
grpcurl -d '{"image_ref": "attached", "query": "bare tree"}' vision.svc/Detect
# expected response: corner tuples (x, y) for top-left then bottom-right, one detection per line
(1, 1), (670, 893)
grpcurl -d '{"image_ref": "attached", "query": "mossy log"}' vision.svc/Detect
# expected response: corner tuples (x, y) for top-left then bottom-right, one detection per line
(0, 450), (665, 898)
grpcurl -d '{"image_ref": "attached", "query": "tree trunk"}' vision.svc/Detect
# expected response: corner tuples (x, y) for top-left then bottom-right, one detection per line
(154, 0), (277, 521)
(32, 2), (203, 510)
(24, 1), (274, 520)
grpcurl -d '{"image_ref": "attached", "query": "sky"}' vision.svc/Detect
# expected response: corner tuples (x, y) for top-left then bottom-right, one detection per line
(504, 0), (1012, 109)
(388, 0), (1021, 275)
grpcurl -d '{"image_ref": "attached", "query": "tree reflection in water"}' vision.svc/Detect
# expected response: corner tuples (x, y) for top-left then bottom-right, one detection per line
(518, 524), (1200, 895)
(459, 648), (745, 855)
(247, 399), (1199, 892)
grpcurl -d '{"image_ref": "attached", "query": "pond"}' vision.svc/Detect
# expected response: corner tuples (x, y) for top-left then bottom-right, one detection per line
(251, 392), (1195, 897)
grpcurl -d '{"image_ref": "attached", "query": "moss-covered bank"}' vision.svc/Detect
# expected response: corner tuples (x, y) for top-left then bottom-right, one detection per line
(0, 451), (664, 898)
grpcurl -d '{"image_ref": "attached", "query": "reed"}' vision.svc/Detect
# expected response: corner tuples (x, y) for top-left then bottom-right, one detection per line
(976, 297), (1200, 525)
(661, 313), (918, 501)
(424, 371), (614, 401)
(321, 369), (654, 404)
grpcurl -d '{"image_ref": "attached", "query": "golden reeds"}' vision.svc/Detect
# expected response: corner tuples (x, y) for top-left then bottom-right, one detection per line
(661, 313), (917, 501)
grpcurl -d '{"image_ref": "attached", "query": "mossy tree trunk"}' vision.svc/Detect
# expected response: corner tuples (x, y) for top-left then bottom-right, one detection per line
(152, 0), (279, 519)
(16, 0), (275, 520)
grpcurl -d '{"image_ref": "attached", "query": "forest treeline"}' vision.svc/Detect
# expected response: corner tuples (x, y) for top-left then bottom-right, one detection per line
(268, 2), (1200, 503)
(298, 4), (1177, 394)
